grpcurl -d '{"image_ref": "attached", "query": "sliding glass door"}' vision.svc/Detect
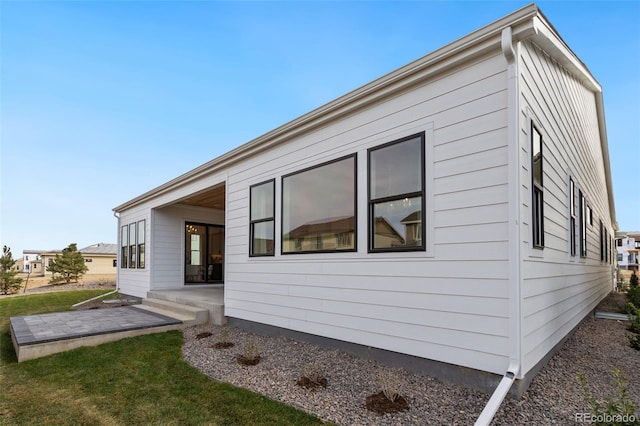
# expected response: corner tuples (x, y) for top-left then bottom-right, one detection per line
(185, 222), (224, 284)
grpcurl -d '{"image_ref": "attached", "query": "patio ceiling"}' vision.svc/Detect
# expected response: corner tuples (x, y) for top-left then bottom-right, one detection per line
(179, 185), (225, 210)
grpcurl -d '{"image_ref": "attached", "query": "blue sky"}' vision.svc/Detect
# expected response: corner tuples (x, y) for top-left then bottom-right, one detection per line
(1, 1), (638, 256)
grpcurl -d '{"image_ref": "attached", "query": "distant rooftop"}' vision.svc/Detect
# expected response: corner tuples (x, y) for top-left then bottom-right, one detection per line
(616, 231), (640, 238)
(24, 243), (117, 255)
(79, 243), (117, 255)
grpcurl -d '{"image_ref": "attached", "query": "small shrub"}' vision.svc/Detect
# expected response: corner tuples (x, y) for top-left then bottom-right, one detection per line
(237, 340), (261, 366)
(578, 370), (639, 424)
(627, 275), (640, 309)
(629, 334), (640, 351)
(631, 273), (639, 288)
(365, 370), (409, 415)
(212, 327), (234, 349)
(378, 369), (403, 403)
(296, 363), (328, 390)
(627, 303), (640, 334)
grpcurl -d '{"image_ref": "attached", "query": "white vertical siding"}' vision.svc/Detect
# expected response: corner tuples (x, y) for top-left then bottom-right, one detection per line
(518, 41), (614, 375)
(224, 52), (512, 375)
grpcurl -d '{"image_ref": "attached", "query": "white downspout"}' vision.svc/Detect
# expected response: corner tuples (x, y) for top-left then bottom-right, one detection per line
(113, 211), (121, 293)
(475, 25), (522, 426)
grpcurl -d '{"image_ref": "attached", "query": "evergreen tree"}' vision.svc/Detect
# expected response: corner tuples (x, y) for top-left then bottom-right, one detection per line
(46, 243), (88, 284)
(0, 245), (23, 294)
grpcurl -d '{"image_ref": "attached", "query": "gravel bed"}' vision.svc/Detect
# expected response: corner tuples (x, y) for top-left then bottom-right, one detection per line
(183, 295), (639, 425)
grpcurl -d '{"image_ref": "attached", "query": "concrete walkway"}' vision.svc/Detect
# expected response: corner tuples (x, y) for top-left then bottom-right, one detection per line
(10, 306), (182, 362)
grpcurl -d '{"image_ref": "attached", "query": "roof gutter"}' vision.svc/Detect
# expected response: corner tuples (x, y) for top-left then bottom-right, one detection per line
(595, 91), (617, 230)
(475, 24), (522, 426)
(527, 14), (617, 229)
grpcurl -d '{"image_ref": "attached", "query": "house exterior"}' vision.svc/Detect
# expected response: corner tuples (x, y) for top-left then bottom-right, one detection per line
(616, 233), (640, 272)
(113, 4), (617, 393)
(21, 250), (44, 274)
(26, 244), (117, 277)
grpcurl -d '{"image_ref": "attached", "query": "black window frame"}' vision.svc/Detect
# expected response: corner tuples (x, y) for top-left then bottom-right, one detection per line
(600, 220), (605, 262)
(368, 132), (426, 253)
(120, 225), (128, 269)
(569, 177), (576, 256)
(249, 179), (276, 257)
(137, 220), (146, 269)
(281, 154), (357, 255)
(184, 222), (225, 283)
(129, 222), (137, 269)
(120, 220), (146, 269)
(531, 122), (544, 249)
(579, 190), (587, 257)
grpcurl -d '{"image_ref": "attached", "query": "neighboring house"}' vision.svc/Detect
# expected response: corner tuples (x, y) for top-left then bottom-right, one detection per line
(21, 250), (44, 274)
(13, 258), (24, 272)
(616, 232), (640, 272)
(28, 244), (117, 277)
(113, 4), (617, 394)
(283, 216), (355, 253)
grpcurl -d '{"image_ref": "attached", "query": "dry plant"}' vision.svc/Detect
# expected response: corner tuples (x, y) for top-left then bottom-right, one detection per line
(365, 369), (409, 415)
(378, 369), (403, 402)
(238, 340), (261, 365)
(297, 362), (328, 389)
(212, 326), (234, 349)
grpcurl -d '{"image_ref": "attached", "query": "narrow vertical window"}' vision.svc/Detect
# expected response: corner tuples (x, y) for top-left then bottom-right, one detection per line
(611, 237), (614, 264)
(250, 179), (275, 256)
(569, 178), (576, 256)
(368, 132), (425, 252)
(579, 190), (587, 257)
(599, 220), (605, 261)
(120, 225), (128, 269)
(137, 220), (145, 268)
(129, 223), (136, 269)
(531, 123), (544, 248)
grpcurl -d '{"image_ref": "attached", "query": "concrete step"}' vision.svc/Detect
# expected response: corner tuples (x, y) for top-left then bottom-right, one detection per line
(137, 298), (209, 325)
(146, 289), (226, 325)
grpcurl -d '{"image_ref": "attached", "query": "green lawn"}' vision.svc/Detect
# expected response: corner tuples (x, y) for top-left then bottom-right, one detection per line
(0, 291), (324, 425)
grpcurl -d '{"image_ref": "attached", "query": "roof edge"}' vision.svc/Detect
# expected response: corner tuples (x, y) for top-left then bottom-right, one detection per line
(114, 4), (542, 213)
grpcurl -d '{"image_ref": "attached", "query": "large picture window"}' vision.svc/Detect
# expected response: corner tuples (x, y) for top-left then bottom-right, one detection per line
(531, 123), (544, 248)
(282, 155), (356, 254)
(250, 179), (275, 256)
(368, 133), (425, 252)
